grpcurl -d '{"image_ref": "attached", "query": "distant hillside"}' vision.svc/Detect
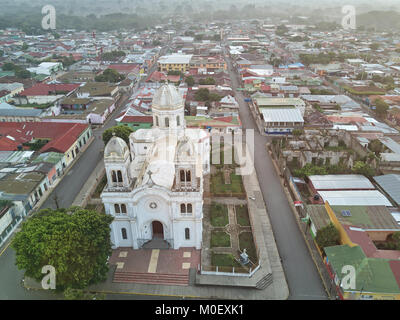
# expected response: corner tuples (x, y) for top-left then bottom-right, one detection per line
(357, 10), (400, 31)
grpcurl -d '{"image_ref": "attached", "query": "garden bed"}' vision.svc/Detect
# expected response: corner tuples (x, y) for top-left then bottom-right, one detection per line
(210, 203), (229, 227)
(210, 231), (231, 248)
(239, 232), (258, 263)
(210, 172), (245, 195)
(211, 253), (241, 267)
(235, 204), (250, 226)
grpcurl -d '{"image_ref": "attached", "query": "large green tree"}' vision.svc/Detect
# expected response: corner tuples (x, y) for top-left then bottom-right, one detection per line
(95, 69), (125, 83)
(374, 98), (389, 118)
(185, 76), (195, 87)
(368, 139), (385, 156)
(102, 125), (133, 146)
(316, 223), (340, 249)
(12, 207), (113, 290)
(351, 161), (376, 177)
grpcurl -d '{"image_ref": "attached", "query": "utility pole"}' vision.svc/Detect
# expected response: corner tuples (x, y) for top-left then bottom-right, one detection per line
(54, 193), (60, 209)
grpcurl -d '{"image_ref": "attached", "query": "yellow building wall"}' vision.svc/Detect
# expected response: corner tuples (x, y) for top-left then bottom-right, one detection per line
(324, 201), (357, 247)
(343, 291), (400, 300)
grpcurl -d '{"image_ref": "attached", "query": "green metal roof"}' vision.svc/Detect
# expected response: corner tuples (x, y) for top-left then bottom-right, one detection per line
(325, 245), (400, 294)
(331, 205), (400, 230)
(32, 152), (64, 164)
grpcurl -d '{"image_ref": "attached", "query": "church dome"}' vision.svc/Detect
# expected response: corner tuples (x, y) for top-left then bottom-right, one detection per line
(104, 136), (129, 159)
(152, 83), (183, 110)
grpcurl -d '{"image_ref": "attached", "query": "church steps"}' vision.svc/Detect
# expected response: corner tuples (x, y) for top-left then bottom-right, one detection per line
(113, 271), (189, 286)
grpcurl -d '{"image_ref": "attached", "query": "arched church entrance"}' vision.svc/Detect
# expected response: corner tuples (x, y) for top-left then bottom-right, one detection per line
(152, 221), (164, 239)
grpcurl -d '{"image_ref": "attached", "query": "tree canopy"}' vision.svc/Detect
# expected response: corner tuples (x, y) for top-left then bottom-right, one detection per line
(12, 207), (113, 290)
(185, 76), (195, 87)
(101, 50), (126, 61)
(194, 88), (222, 102)
(315, 223), (340, 249)
(351, 161), (376, 177)
(1, 62), (31, 79)
(199, 77), (216, 85)
(102, 125), (133, 146)
(95, 69), (125, 83)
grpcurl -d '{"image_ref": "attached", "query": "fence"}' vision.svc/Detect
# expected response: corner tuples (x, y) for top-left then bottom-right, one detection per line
(199, 262), (260, 277)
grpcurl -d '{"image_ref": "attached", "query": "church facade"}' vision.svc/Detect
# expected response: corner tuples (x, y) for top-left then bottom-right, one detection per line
(101, 83), (210, 250)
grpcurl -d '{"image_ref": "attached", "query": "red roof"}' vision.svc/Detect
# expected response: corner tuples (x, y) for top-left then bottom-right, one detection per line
(343, 225), (400, 260)
(389, 261), (400, 289)
(108, 64), (139, 74)
(326, 115), (368, 124)
(121, 116), (153, 124)
(0, 122), (89, 153)
(20, 83), (80, 96)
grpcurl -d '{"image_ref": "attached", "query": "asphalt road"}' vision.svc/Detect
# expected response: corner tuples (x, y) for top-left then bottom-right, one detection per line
(224, 53), (327, 300)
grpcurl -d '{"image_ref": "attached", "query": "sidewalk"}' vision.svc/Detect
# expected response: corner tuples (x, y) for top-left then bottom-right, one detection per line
(72, 160), (105, 207)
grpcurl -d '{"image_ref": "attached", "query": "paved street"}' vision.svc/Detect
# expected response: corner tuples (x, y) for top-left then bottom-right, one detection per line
(224, 53), (327, 300)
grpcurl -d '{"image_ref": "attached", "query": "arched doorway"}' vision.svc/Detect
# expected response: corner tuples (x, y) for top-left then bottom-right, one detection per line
(152, 221), (164, 239)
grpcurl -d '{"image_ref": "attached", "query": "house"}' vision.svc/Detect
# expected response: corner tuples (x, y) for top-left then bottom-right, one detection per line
(116, 115), (153, 131)
(15, 83), (80, 105)
(0, 102), (43, 122)
(307, 203), (400, 242)
(158, 54), (193, 73)
(260, 108), (304, 135)
(374, 175), (400, 207)
(27, 62), (63, 76)
(0, 171), (48, 213)
(308, 174), (375, 194)
(251, 97), (306, 134)
(31, 152), (65, 184)
(325, 244), (400, 300)
(76, 82), (119, 99)
(0, 82), (24, 102)
(317, 190), (392, 207)
(0, 200), (28, 246)
(0, 122), (92, 167)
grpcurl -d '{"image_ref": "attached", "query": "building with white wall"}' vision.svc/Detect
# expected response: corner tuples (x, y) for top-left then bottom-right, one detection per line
(101, 83), (210, 250)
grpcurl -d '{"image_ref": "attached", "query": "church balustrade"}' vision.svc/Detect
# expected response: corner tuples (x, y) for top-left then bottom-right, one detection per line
(103, 183), (132, 193)
(172, 177), (200, 192)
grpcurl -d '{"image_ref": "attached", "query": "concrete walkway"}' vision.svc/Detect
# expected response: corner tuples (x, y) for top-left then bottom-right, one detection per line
(72, 161), (105, 207)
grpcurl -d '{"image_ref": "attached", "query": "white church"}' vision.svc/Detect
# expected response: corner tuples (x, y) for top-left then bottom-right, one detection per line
(101, 83), (210, 250)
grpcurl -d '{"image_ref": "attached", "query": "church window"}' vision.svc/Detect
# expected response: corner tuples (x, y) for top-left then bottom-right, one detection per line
(177, 116), (180, 126)
(185, 228), (190, 240)
(180, 204), (186, 213)
(187, 204), (192, 214)
(117, 170), (123, 183)
(165, 117), (169, 127)
(111, 170), (117, 183)
(121, 204), (127, 214)
(186, 170), (191, 182)
(121, 228), (127, 240)
(114, 204), (120, 214)
(180, 170), (185, 182)
(156, 116), (159, 126)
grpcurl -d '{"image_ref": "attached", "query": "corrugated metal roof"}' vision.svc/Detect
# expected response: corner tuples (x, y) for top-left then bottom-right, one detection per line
(309, 174), (375, 191)
(374, 174), (400, 206)
(318, 190), (392, 206)
(261, 108), (304, 123)
(0, 108), (43, 117)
